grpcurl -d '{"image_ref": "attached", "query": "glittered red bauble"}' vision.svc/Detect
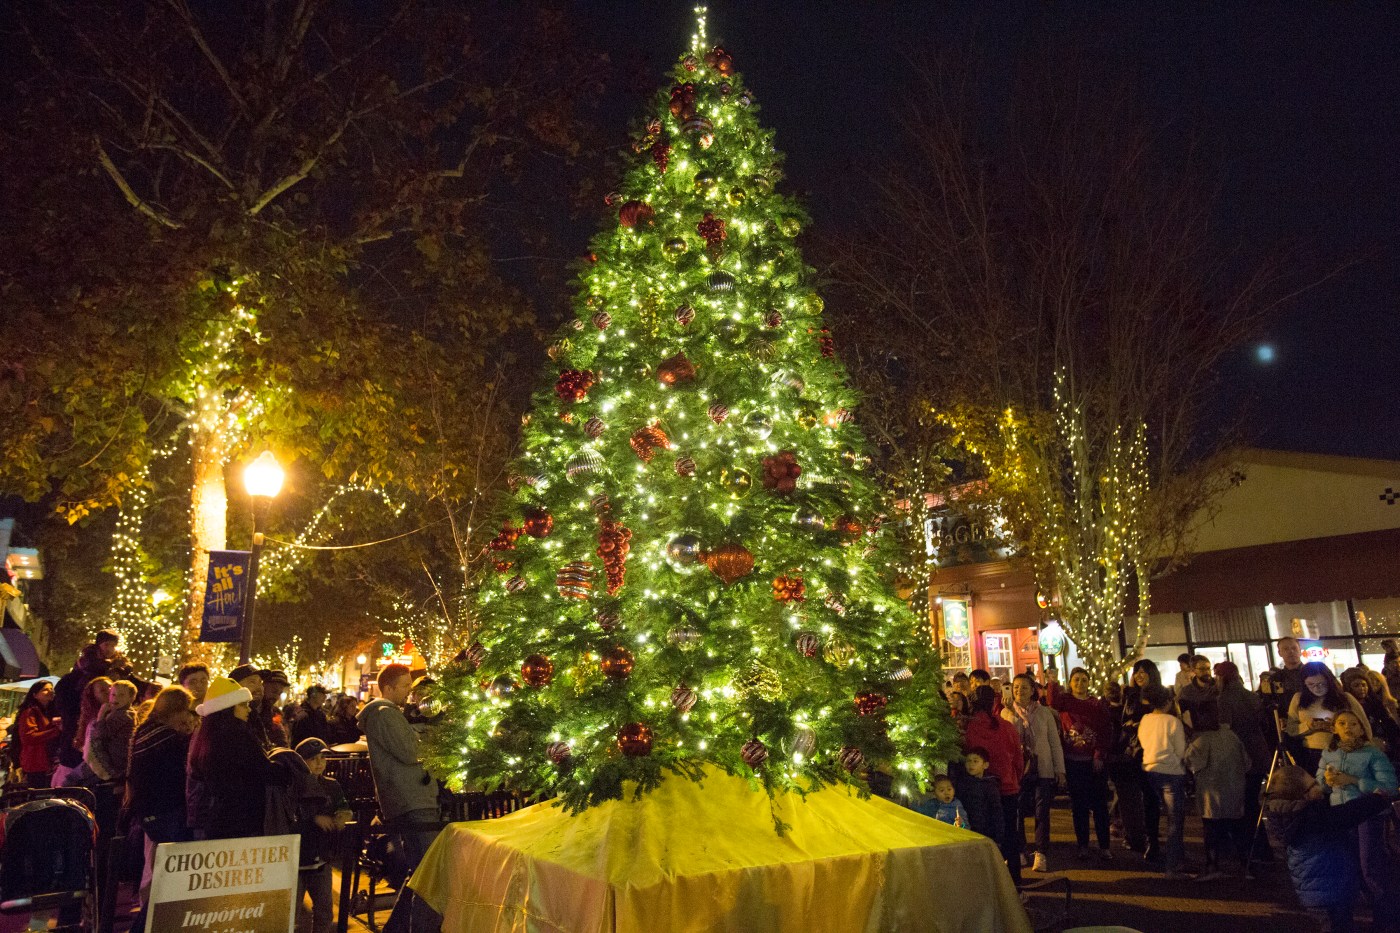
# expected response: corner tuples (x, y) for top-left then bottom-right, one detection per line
(618, 200), (654, 229)
(855, 691), (889, 717)
(795, 632), (821, 658)
(521, 654), (554, 687)
(761, 450), (802, 495)
(704, 46), (735, 76)
(630, 423), (671, 462)
(671, 684), (698, 713)
(617, 722), (653, 757)
(522, 508), (554, 538)
(705, 541), (754, 585)
(741, 739), (769, 768)
(824, 593), (848, 616)
(592, 311), (612, 330)
(772, 574), (806, 603)
(839, 745), (864, 771)
(708, 403), (729, 423)
(657, 352), (697, 385)
(599, 645), (635, 680)
(556, 561), (593, 599)
(674, 455), (696, 477)
(546, 741), (571, 764)
(554, 369), (595, 403)
(489, 524), (521, 551)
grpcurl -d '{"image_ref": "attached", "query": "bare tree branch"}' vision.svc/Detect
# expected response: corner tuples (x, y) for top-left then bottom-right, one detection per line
(94, 136), (182, 228)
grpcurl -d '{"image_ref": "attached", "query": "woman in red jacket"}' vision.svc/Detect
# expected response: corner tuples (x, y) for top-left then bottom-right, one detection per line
(1050, 668), (1115, 860)
(964, 685), (1025, 887)
(16, 680), (62, 787)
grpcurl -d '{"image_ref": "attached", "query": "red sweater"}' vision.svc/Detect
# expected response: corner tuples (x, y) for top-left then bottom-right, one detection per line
(963, 712), (1024, 796)
(1049, 689), (1113, 762)
(17, 705), (61, 774)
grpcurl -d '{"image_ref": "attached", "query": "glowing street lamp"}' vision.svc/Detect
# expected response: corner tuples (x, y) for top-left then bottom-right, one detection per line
(239, 451), (285, 664)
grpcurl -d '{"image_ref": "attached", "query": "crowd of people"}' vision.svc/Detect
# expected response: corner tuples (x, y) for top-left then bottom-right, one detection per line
(926, 636), (1400, 930)
(8, 630), (441, 933)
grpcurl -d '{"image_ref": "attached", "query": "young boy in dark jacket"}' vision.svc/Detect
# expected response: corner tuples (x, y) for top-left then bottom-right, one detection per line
(1263, 764), (1395, 933)
(952, 746), (1004, 845)
(273, 738), (352, 933)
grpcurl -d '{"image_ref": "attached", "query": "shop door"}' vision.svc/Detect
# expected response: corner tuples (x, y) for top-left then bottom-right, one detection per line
(983, 633), (1013, 683)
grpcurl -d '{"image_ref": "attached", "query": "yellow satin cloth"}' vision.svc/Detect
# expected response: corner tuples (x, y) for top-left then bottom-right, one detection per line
(409, 769), (1031, 933)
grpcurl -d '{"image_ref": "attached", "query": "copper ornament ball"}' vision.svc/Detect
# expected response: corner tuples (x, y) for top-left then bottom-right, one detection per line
(599, 644), (635, 680)
(520, 654), (555, 688)
(617, 722), (654, 757)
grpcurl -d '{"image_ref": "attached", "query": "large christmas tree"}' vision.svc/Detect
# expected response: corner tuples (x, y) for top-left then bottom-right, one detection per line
(426, 20), (958, 816)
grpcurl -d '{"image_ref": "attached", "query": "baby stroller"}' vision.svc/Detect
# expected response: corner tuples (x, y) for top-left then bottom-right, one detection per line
(0, 791), (99, 932)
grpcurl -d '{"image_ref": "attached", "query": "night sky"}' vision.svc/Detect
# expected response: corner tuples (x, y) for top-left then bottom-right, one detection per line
(578, 2), (1400, 460)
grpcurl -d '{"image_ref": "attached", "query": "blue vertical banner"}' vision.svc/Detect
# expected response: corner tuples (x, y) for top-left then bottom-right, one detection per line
(200, 550), (251, 643)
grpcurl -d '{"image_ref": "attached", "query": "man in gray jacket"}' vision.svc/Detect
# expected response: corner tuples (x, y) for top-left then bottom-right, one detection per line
(360, 664), (441, 859)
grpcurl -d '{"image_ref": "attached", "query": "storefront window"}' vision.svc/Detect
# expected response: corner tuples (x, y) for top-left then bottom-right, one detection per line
(1145, 612), (1187, 645)
(983, 633), (1013, 682)
(1298, 637), (1359, 676)
(1358, 636), (1399, 674)
(1355, 598), (1400, 636)
(1138, 644), (1186, 683)
(1190, 606), (1268, 644)
(1265, 601), (1352, 640)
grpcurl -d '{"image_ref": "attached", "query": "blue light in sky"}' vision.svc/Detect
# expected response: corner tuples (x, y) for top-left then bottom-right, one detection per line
(1256, 344), (1276, 364)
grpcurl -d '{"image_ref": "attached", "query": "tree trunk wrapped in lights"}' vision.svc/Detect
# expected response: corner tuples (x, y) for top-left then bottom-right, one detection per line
(423, 40), (958, 814)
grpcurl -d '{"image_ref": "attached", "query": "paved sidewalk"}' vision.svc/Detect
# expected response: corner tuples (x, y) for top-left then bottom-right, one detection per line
(1024, 802), (1391, 932)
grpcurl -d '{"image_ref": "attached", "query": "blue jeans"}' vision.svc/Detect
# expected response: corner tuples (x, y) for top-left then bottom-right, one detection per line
(1145, 771), (1187, 871)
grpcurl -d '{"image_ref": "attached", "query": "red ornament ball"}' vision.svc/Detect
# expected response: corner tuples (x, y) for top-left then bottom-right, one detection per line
(708, 403), (730, 423)
(584, 417), (606, 438)
(630, 423), (671, 462)
(741, 739), (769, 768)
(675, 304), (696, 326)
(546, 741), (572, 764)
(506, 575), (527, 593)
(839, 745), (864, 772)
(704, 46), (735, 76)
(674, 455), (696, 477)
(855, 691), (889, 717)
(489, 524), (521, 551)
(522, 508), (554, 538)
(705, 541), (755, 585)
(617, 722), (654, 757)
(554, 369), (595, 403)
(657, 352), (697, 385)
(493, 560), (513, 574)
(795, 632), (821, 658)
(595, 610), (621, 633)
(764, 309), (783, 328)
(592, 311), (612, 330)
(599, 644), (635, 680)
(521, 654), (555, 687)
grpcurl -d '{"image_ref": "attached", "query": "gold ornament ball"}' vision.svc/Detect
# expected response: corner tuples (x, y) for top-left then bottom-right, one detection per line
(795, 409), (819, 430)
(778, 216), (802, 237)
(804, 293), (825, 314)
(663, 238), (689, 261)
(721, 468), (753, 497)
(727, 187), (746, 206)
(694, 171), (718, 193)
(734, 661), (783, 702)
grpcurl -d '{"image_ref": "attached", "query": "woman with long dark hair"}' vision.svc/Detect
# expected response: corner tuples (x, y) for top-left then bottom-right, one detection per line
(1116, 659), (1165, 861)
(1052, 667), (1114, 860)
(1288, 662), (1369, 774)
(16, 680), (61, 788)
(964, 685), (1025, 888)
(128, 686), (198, 930)
(187, 677), (290, 840)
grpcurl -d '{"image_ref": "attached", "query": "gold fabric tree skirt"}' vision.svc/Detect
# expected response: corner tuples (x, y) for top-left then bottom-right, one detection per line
(409, 769), (1032, 933)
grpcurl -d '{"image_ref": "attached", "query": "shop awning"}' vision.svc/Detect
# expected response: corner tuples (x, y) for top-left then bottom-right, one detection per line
(1152, 527), (1400, 613)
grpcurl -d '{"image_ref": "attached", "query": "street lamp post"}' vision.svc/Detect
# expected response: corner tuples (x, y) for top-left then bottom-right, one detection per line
(240, 451), (285, 665)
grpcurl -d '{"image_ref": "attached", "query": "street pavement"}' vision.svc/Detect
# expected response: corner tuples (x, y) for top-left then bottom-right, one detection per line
(1024, 803), (1389, 932)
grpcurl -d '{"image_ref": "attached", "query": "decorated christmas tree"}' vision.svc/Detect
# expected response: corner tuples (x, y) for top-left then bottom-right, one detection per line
(426, 16), (958, 817)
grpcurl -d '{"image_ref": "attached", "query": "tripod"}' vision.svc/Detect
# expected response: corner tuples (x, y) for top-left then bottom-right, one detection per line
(1245, 708), (1295, 873)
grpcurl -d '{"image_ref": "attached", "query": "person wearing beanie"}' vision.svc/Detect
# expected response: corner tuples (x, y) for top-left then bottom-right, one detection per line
(186, 676), (291, 840)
